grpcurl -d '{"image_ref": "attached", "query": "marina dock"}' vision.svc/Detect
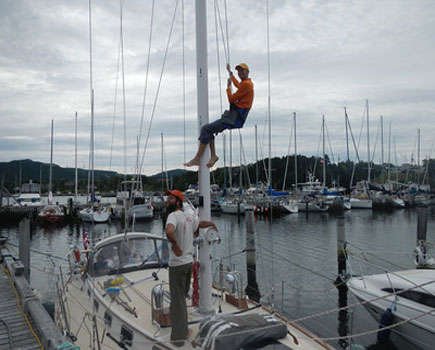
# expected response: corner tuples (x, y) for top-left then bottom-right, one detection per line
(0, 236), (65, 350)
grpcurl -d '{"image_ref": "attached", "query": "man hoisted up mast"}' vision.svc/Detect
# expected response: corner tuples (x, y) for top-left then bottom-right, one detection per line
(184, 63), (254, 168)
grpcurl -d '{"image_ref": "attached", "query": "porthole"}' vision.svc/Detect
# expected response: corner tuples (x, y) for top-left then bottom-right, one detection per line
(121, 325), (133, 346)
(93, 299), (99, 312)
(104, 312), (112, 327)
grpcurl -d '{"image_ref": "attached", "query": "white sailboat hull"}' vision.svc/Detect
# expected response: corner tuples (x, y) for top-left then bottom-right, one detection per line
(298, 200), (329, 212)
(79, 206), (111, 223)
(128, 204), (153, 220)
(347, 270), (435, 350)
(349, 197), (372, 209)
(55, 233), (334, 350)
(220, 201), (245, 214)
(279, 199), (299, 213)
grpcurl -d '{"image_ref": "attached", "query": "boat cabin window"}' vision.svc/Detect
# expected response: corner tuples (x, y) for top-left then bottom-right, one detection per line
(382, 288), (435, 308)
(133, 197), (145, 205)
(90, 238), (169, 276)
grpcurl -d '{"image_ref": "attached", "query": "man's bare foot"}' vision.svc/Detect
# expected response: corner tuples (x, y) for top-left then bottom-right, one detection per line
(184, 157), (200, 167)
(207, 156), (219, 168)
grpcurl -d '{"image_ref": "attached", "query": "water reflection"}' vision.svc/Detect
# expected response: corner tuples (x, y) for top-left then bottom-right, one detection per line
(1, 209), (434, 350)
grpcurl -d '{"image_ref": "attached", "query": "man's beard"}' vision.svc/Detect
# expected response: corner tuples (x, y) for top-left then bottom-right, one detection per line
(166, 203), (177, 214)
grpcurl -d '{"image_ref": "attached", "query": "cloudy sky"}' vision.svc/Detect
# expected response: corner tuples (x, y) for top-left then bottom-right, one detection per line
(1, 0), (434, 177)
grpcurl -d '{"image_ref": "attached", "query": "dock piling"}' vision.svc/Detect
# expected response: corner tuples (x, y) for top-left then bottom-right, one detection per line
(417, 206), (428, 241)
(245, 208), (261, 302)
(19, 218), (31, 280)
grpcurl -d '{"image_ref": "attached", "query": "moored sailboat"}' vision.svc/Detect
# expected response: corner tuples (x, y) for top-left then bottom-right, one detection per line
(38, 120), (65, 224)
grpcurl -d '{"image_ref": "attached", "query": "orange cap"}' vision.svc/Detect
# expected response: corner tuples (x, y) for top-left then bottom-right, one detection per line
(165, 189), (184, 202)
(235, 63), (249, 71)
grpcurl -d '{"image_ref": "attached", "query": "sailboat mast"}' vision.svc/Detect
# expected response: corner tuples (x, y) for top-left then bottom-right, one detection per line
(266, 0), (272, 190)
(49, 119), (54, 198)
(344, 107), (349, 162)
(88, 0), (94, 201)
(91, 89), (95, 196)
(229, 131), (232, 189)
(75, 112), (78, 202)
(388, 121), (391, 184)
(417, 128), (421, 187)
(223, 134), (227, 190)
(322, 115), (326, 188)
(255, 125), (258, 187)
(294, 112), (298, 193)
(195, 0), (212, 313)
(381, 115), (384, 183)
(239, 133), (243, 192)
(366, 99), (371, 182)
(161, 132), (164, 193)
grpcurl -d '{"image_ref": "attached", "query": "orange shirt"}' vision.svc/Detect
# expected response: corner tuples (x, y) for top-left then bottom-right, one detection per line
(226, 75), (254, 109)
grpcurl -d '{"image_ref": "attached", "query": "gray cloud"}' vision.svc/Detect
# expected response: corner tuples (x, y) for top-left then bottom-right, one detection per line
(1, 0), (435, 177)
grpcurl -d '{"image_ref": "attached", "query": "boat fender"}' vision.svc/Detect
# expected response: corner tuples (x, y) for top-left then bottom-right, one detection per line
(350, 344), (365, 350)
(56, 342), (80, 350)
(413, 246), (425, 267)
(111, 277), (124, 286)
(74, 248), (81, 262)
(377, 307), (393, 343)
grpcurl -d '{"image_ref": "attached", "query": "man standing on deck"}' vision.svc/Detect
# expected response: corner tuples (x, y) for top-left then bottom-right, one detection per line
(164, 189), (217, 346)
(184, 63), (254, 168)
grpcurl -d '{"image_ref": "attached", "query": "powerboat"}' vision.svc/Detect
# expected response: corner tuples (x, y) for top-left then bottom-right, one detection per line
(347, 269), (435, 350)
(14, 192), (42, 207)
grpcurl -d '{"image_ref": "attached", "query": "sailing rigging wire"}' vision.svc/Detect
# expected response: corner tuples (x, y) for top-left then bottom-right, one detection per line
(224, 0), (230, 64)
(87, 0), (93, 201)
(214, 0), (230, 65)
(346, 241), (409, 270)
(345, 109), (361, 162)
(214, 0), (225, 115)
(325, 123), (335, 164)
(109, 38), (121, 171)
(182, 0), (186, 165)
(137, 0), (155, 173)
(213, 0), (226, 174)
(369, 117), (381, 165)
(282, 116), (294, 191)
(119, 0), (127, 178)
(138, 0), (179, 178)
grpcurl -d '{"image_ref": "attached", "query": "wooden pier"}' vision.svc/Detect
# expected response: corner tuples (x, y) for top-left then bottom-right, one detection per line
(0, 232), (65, 350)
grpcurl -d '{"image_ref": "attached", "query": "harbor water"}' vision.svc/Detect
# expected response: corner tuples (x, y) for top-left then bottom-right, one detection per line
(1, 200), (434, 350)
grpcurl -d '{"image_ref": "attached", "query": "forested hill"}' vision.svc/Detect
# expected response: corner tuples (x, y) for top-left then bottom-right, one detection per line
(1, 157), (434, 193)
(0, 159), (118, 188)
